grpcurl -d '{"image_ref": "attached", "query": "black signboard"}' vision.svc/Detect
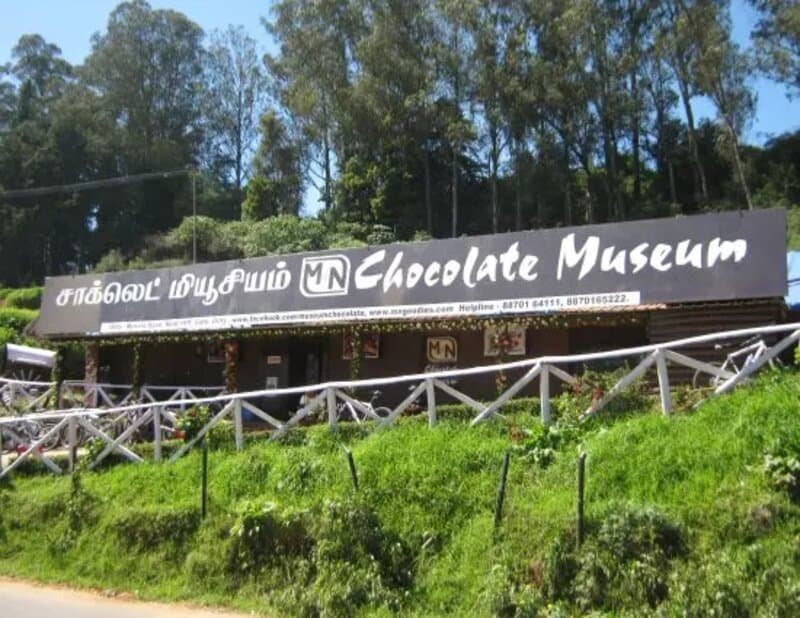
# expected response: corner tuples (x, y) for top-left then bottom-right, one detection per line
(36, 208), (787, 337)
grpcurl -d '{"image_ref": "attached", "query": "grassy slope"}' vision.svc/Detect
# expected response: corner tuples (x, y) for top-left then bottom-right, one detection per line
(1, 373), (799, 616)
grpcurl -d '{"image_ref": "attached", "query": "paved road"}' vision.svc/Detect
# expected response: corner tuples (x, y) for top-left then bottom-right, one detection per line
(1, 579), (251, 618)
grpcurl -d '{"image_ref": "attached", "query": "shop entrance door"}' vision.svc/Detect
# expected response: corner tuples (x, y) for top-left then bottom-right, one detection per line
(287, 339), (326, 410)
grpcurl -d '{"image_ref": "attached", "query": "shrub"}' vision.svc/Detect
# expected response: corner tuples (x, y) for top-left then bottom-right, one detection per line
(48, 473), (96, 554)
(545, 507), (686, 612)
(552, 365), (654, 423)
(176, 406), (212, 441)
(0, 307), (38, 333)
(92, 249), (129, 273)
(764, 441), (800, 502)
(0, 326), (16, 346)
(3, 287), (42, 310)
(112, 505), (200, 553)
(513, 422), (579, 469)
(227, 500), (312, 576)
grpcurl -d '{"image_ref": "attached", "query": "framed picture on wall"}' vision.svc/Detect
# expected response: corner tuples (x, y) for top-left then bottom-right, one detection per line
(206, 341), (225, 363)
(484, 325), (526, 357)
(342, 333), (380, 359)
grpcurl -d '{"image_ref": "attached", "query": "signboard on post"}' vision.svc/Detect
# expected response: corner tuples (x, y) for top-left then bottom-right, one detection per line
(36, 209), (787, 337)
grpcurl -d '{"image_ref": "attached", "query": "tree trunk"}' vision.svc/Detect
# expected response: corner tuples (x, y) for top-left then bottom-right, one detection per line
(675, 65), (709, 202)
(726, 120), (753, 210)
(668, 158), (678, 207)
(515, 142), (523, 231)
(322, 97), (333, 210)
(631, 68), (641, 203)
(563, 143), (572, 226)
(490, 127), (499, 233)
(451, 145), (458, 237)
(424, 147), (433, 235)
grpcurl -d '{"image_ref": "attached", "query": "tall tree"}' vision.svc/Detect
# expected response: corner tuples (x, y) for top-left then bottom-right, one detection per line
(750, 0), (800, 95)
(266, 0), (361, 211)
(696, 33), (757, 209)
(470, 2), (515, 233)
(82, 0), (205, 242)
(242, 111), (303, 220)
(434, 0), (476, 237)
(203, 26), (268, 200)
(658, 0), (717, 205)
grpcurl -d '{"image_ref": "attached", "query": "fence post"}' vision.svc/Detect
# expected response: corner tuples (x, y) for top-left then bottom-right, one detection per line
(494, 451), (511, 528)
(0, 427), (5, 473)
(425, 379), (436, 427)
(655, 350), (672, 415)
(68, 416), (78, 472)
(200, 437), (208, 519)
(344, 447), (359, 490)
(327, 388), (337, 429)
(576, 452), (586, 549)
(233, 398), (244, 450)
(539, 364), (551, 425)
(153, 406), (162, 462)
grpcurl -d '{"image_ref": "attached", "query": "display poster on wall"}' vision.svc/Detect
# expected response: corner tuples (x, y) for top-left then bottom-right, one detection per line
(36, 209), (788, 337)
(206, 341), (225, 363)
(484, 325), (527, 357)
(342, 333), (380, 360)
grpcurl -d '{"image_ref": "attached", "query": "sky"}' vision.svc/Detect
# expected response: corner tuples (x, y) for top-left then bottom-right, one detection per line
(0, 0), (796, 148)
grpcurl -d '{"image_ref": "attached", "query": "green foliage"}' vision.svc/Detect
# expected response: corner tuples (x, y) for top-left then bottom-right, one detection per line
(92, 249), (128, 273)
(83, 438), (107, 468)
(764, 441), (800, 502)
(2, 0), (800, 287)
(48, 473), (96, 554)
(176, 406), (212, 441)
(112, 505), (199, 553)
(2, 287), (42, 309)
(788, 205), (800, 251)
(553, 365), (655, 422)
(241, 214), (328, 256)
(0, 307), (37, 333)
(0, 326), (16, 347)
(225, 500), (312, 576)
(543, 508), (687, 612)
(513, 422), (579, 469)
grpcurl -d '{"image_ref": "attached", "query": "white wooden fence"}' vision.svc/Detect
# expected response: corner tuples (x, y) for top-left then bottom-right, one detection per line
(1, 321), (797, 479)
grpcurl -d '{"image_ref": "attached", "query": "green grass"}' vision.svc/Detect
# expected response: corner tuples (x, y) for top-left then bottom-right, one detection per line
(1, 373), (799, 616)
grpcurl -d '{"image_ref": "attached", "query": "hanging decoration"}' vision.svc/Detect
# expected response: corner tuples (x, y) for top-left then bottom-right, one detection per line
(224, 340), (239, 393)
(348, 327), (363, 383)
(55, 311), (646, 349)
(131, 342), (144, 400)
(47, 346), (65, 408)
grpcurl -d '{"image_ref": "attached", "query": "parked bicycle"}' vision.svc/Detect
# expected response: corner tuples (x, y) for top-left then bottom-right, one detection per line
(337, 389), (392, 423)
(300, 389), (391, 423)
(692, 334), (783, 389)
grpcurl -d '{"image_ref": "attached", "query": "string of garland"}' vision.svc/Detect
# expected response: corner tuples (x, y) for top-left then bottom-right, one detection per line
(493, 325), (511, 396)
(349, 326), (363, 383)
(47, 346), (65, 407)
(57, 311), (647, 348)
(131, 342), (143, 400)
(224, 340), (239, 392)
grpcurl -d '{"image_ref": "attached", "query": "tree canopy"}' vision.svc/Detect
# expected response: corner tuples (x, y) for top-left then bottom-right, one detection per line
(0, 0), (799, 286)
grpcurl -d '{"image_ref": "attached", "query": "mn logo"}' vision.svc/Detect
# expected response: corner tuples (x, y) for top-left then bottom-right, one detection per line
(427, 336), (458, 363)
(300, 255), (351, 297)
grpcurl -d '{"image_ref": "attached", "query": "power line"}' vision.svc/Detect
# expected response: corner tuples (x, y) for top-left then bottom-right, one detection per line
(0, 168), (193, 200)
